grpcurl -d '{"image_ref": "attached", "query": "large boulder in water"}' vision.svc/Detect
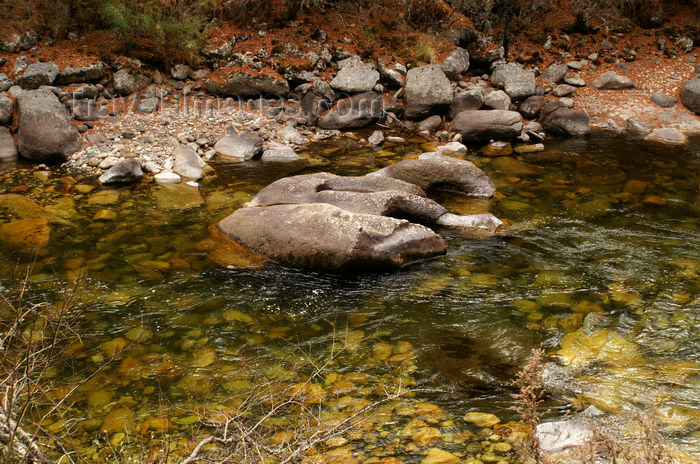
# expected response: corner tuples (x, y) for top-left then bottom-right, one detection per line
(15, 89), (82, 162)
(217, 203), (446, 271)
(450, 110), (523, 141)
(367, 155), (496, 198)
(250, 173), (447, 224)
(404, 65), (454, 119)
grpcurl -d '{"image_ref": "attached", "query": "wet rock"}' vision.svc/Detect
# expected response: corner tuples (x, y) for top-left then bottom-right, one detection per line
(98, 159), (143, 184)
(318, 91), (383, 130)
(0, 92), (13, 125)
(368, 130), (384, 146)
(0, 127), (17, 160)
(536, 421), (595, 459)
(481, 140), (513, 156)
(214, 133), (263, 160)
(644, 127), (687, 145)
(449, 87), (484, 118)
(539, 100), (591, 136)
(435, 213), (503, 233)
(404, 65), (454, 119)
(483, 89), (511, 110)
(16, 89), (82, 162)
(451, 110), (523, 141)
(0, 74), (12, 92)
(204, 71), (290, 96)
(112, 69), (151, 95)
(650, 91), (677, 108)
(217, 203), (446, 271)
(439, 47), (470, 79)
(100, 407), (135, 435)
(154, 171), (181, 185)
(54, 63), (104, 85)
(0, 218), (50, 252)
(436, 142), (467, 154)
(463, 412), (500, 428)
(330, 56), (379, 93)
(368, 155), (497, 198)
(679, 75), (700, 114)
(591, 71), (635, 90)
(490, 62), (536, 100)
(422, 448), (459, 464)
(491, 156), (540, 176)
(518, 95), (545, 119)
(173, 145), (205, 179)
(170, 64), (189, 81)
(15, 62), (59, 90)
(541, 60), (568, 84)
(155, 184), (205, 210)
(261, 144), (305, 162)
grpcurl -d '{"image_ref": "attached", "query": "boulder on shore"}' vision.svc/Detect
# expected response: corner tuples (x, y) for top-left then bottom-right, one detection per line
(318, 92), (383, 130)
(404, 66), (454, 119)
(491, 62), (536, 100)
(15, 89), (82, 162)
(539, 100), (591, 136)
(205, 71), (290, 96)
(591, 71), (635, 90)
(218, 203), (447, 271)
(450, 110), (523, 141)
(680, 75), (700, 114)
(329, 56), (379, 93)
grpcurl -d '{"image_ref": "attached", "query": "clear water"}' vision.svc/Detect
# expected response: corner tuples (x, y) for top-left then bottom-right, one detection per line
(0, 133), (698, 462)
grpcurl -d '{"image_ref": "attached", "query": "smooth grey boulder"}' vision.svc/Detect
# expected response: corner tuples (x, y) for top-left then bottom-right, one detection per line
(519, 95), (545, 119)
(451, 110), (523, 141)
(250, 173), (427, 207)
(113, 69), (151, 95)
(0, 74), (13, 92)
(173, 144), (206, 179)
(217, 203), (446, 271)
(72, 84), (100, 99)
(484, 89), (511, 110)
(491, 62), (536, 100)
(204, 71), (290, 96)
(435, 213), (503, 233)
(318, 91), (383, 130)
(368, 155), (497, 198)
(15, 89), (81, 162)
(644, 127), (687, 145)
(260, 144), (305, 162)
(591, 71), (635, 90)
(539, 100), (590, 136)
(541, 60), (568, 84)
(0, 127), (17, 160)
(416, 115), (443, 132)
(54, 63), (104, 85)
(214, 133), (263, 160)
(650, 91), (677, 108)
(0, 93), (13, 126)
(98, 159), (143, 184)
(16, 62), (59, 90)
(404, 65), (454, 119)
(330, 56), (379, 93)
(449, 87), (484, 118)
(680, 75), (700, 114)
(368, 130), (384, 146)
(440, 47), (470, 80)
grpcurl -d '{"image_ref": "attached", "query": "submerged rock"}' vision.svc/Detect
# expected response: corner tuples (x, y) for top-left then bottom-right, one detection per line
(0, 218), (51, 252)
(217, 203), (446, 271)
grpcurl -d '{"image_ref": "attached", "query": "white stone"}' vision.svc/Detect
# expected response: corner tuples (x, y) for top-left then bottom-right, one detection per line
(154, 171), (181, 185)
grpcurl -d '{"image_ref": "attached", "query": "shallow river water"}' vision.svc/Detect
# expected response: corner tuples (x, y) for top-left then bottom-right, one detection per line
(0, 133), (699, 463)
